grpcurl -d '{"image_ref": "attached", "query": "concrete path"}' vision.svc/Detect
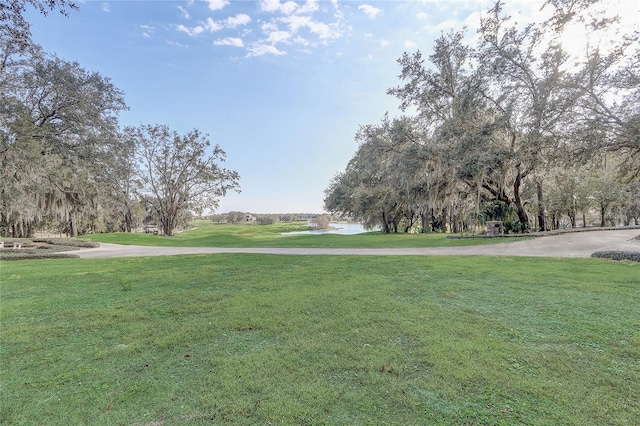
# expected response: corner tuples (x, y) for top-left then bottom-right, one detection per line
(76, 229), (640, 259)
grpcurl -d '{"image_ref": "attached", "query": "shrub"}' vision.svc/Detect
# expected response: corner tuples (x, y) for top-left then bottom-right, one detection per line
(0, 250), (80, 260)
(256, 215), (278, 225)
(32, 238), (99, 248)
(1, 238), (97, 261)
(591, 251), (640, 262)
(314, 214), (331, 231)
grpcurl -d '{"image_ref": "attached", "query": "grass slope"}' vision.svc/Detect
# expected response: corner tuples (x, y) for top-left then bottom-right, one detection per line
(83, 220), (530, 248)
(2, 255), (638, 425)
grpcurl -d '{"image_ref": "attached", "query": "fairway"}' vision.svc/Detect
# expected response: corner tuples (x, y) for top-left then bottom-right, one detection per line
(1, 254), (639, 425)
(82, 220), (531, 248)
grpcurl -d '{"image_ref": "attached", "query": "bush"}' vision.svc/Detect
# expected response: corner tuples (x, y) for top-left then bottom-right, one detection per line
(591, 251), (640, 262)
(256, 215), (278, 225)
(0, 250), (80, 260)
(32, 238), (99, 248)
(314, 214), (332, 231)
(0, 238), (97, 261)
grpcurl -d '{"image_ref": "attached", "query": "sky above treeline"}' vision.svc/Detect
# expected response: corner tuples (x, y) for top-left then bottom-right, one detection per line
(25, 0), (638, 213)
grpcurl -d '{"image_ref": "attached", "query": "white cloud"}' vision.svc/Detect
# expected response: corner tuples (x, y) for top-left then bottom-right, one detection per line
(282, 15), (342, 39)
(178, 16), (233, 36)
(260, 0), (319, 15)
(176, 24), (205, 36)
(268, 30), (291, 44)
(205, 0), (229, 11)
(358, 4), (381, 19)
(280, 1), (299, 15)
(177, 6), (190, 19)
(101, 2), (111, 13)
(260, 0), (281, 12)
(416, 11), (428, 20)
(297, 0), (319, 14)
(306, 20), (341, 39)
(380, 39), (390, 47)
(293, 35), (311, 46)
(247, 44), (287, 56)
(424, 18), (465, 33)
(225, 14), (251, 28)
(261, 22), (278, 32)
(282, 14), (310, 32)
(168, 41), (188, 48)
(204, 17), (223, 32)
(141, 24), (154, 39)
(214, 37), (244, 47)
(404, 40), (417, 49)
(175, 0), (348, 56)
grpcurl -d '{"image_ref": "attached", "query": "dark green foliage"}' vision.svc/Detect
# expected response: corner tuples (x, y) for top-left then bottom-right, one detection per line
(483, 201), (526, 234)
(592, 251), (640, 262)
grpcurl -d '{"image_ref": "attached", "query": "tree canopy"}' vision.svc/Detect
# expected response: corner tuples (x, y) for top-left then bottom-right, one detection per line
(0, 6), (240, 238)
(325, 0), (640, 233)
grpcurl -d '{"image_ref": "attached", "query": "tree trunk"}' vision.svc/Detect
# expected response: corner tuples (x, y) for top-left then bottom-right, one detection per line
(1, 215), (8, 237)
(600, 204), (606, 227)
(420, 211), (429, 233)
(513, 171), (529, 231)
(440, 207), (448, 233)
(381, 211), (390, 233)
(124, 208), (133, 233)
(391, 215), (399, 233)
(68, 218), (78, 237)
(535, 177), (546, 232)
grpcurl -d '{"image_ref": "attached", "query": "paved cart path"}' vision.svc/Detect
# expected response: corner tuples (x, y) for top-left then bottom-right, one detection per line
(76, 229), (640, 259)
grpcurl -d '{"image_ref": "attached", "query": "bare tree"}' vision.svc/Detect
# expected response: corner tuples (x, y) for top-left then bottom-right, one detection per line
(314, 214), (331, 231)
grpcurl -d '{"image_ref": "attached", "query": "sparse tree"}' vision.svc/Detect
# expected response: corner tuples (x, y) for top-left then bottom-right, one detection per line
(314, 214), (331, 231)
(130, 124), (239, 236)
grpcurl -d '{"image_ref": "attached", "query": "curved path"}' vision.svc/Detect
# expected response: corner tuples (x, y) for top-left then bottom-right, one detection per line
(76, 229), (640, 259)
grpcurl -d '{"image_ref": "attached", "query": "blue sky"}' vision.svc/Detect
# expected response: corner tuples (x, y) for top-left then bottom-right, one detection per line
(25, 0), (636, 213)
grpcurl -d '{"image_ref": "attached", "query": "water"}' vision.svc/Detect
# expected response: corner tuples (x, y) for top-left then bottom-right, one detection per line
(281, 223), (375, 235)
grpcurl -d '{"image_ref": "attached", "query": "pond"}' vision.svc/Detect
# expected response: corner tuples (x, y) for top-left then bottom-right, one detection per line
(281, 223), (376, 235)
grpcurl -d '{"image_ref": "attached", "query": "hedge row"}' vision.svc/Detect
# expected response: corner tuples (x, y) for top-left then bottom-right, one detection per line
(591, 251), (640, 262)
(0, 238), (97, 261)
(32, 238), (99, 248)
(0, 250), (80, 260)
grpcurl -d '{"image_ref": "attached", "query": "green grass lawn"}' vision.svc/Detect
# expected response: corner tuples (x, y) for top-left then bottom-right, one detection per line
(2, 255), (638, 425)
(82, 220), (530, 248)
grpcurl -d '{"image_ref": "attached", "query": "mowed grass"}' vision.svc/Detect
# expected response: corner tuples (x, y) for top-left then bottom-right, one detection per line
(83, 220), (530, 248)
(1, 255), (639, 425)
